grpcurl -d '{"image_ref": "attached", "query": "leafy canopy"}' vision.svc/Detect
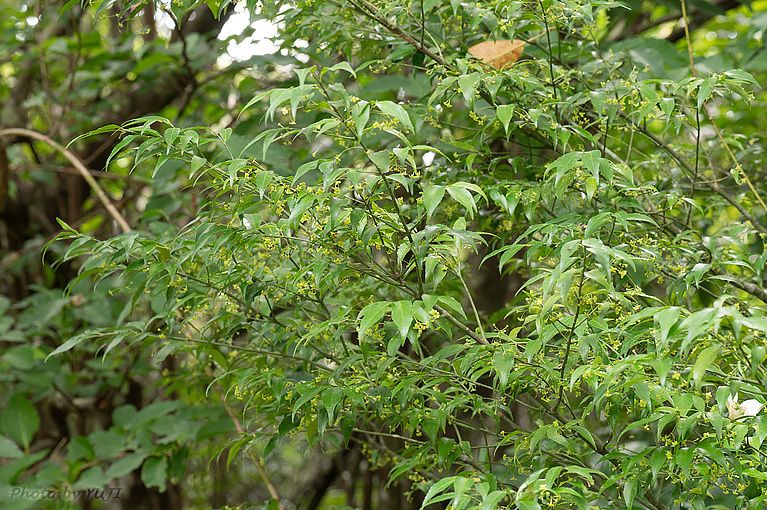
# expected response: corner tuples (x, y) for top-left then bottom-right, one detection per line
(41, 0), (767, 509)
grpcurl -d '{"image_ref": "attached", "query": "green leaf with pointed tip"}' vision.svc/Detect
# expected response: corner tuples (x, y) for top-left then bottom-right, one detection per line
(391, 300), (413, 339)
(655, 307), (680, 349)
(458, 72), (480, 104)
(692, 344), (721, 387)
(446, 185), (476, 218)
(423, 185), (446, 221)
(496, 104), (514, 134)
(493, 344), (514, 387)
(422, 477), (456, 507)
(0, 436), (22, 458)
(368, 150), (390, 173)
(376, 101), (414, 133)
(623, 476), (638, 509)
(358, 301), (390, 339)
(105, 451), (147, 480)
(481, 491), (507, 510)
(724, 69), (761, 89)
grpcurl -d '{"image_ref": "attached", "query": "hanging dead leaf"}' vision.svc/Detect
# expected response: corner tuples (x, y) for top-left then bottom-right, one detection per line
(468, 39), (526, 70)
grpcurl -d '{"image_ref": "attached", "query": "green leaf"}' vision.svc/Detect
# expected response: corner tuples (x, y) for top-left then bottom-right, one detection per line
(67, 124), (122, 147)
(105, 451), (147, 480)
(481, 490), (507, 510)
(650, 356), (672, 386)
(692, 344), (721, 387)
(422, 185), (446, 221)
(358, 301), (391, 339)
(293, 160), (319, 185)
(351, 101), (371, 139)
(516, 499), (542, 510)
(255, 170), (275, 197)
(493, 344), (514, 387)
(437, 295), (467, 320)
(496, 104), (515, 134)
(188, 155), (206, 177)
(134, 52), (175, 75)
(287, 195), (316, 229)
(660, 97), (675, 119)
(655, 307), (680, 349)
(423, 0), (440, 12)
(650, 448), (666, 483)
(292, 386), (324, 419)
(67, 436), (95, 463)
(422, 476), (456, 507)
(675, 447), (695, 477)
(623, 476), (638, 509)
(73, 466), (106, 490)
(59, 0), (81, 19)
(581, 149), (600, 181)
(240, 89), (274, 115)
(141, 456), (168, 491)
(368, 150), (391, 173)
(752, 345), (766, 375)
(0, 435), (23, 458)
(457, 72), (480, 104)
(105, 134), (138, 171)
(391, 301), (413, 339)
(429, 76), (457, 106)
(376, 101), (414, 133)
(446, 184), (476, 218)
(321, 386), (343, 422)
(329, 61), (356, 77)
(451, 476), (475, 506)
(387, 44), (417, 62)
(697, 75), (717, 109)
(0, 395), (40, 450)
(724, 69), (761, 89)
(294, 66), (316, 86)
(226, 158), (247, 186)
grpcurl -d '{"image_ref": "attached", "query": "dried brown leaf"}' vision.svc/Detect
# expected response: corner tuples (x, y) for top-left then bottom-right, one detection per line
(468, 39), (526, 70)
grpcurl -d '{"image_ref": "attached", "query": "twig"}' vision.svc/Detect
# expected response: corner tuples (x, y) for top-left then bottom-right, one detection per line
(218, 386), (285, 509)
(680, 0), (767, 211)
(455, 259), (487, 342)
(615, 112), (767, 237)
(710, 180), (767, 237)
(0, 128), (131, 233)
(346, 0), (450, 68)
(554, 246), (586, 411)
(434, 305), (488, 345)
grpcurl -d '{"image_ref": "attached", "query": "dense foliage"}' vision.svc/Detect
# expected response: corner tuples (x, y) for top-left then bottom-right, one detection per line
(4, 0), (767, 509)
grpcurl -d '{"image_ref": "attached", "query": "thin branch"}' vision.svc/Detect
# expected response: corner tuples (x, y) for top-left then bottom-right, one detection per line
(709, 180), (767, 237)
(680, 0), (767, 212)
(434, 305), (488, 345)
(0, 128), (131, 233)
(345, 0), (450, 69)
(615, 112), (767, 237)
(554, 246), (586, 411)
(454, 259), (487, 342)
(313, 74), (425, 295)
(218, 386), (285, 509)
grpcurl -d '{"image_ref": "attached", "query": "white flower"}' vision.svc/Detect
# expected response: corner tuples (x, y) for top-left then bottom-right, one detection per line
(726, 394), (763, 420)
